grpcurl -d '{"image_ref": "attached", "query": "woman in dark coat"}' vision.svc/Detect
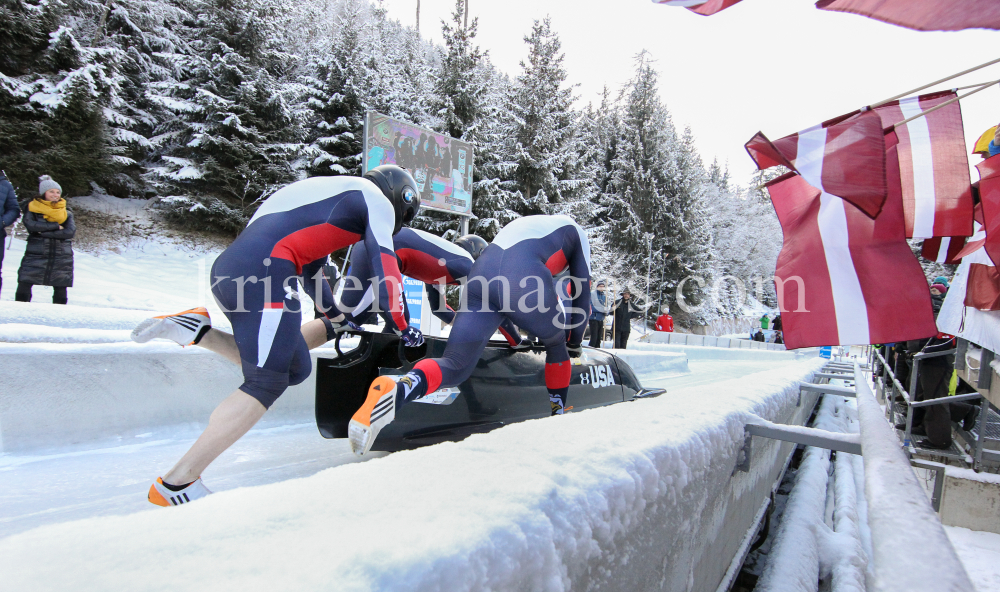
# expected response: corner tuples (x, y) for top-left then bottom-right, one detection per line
(16, 175), (75, 304)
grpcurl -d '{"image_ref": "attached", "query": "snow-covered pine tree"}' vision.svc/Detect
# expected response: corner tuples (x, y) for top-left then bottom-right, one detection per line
(508, 16), (578, 216)
(303, 0), (372, 178)
(436, 0), (487, 142)
(0, 0), (111, 196)
(153, 0), (303, 233)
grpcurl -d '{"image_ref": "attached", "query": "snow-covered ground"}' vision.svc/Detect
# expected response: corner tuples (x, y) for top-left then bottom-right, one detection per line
(945, 526), (1000, 592)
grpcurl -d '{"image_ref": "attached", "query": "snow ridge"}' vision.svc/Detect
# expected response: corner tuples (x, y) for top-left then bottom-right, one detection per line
(0, 358), (824, 591)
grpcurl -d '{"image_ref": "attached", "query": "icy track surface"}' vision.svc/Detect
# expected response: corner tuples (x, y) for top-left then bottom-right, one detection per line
(0, 356), (824, 590)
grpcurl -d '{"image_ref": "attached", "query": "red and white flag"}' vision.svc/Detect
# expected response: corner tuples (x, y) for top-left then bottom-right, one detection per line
(874, 91), (973, 239)
(816, 0), (1000, 32)
(921, 237), (964, 264)
(978, 155), (1000, 266)
(768, 173), (937, 349)
(746, 110), (887, 218)
(652, 0), (745, 16)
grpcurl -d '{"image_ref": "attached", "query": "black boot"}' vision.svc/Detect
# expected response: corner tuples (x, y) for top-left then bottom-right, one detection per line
(918, 439), (951, 451)
(963, 407), (980, 432)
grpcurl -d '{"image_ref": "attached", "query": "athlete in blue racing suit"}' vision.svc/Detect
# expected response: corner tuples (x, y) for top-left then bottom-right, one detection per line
(132, 166), (422, 503)
(349, 215), (592, 455)
(336, 227), (524, 346)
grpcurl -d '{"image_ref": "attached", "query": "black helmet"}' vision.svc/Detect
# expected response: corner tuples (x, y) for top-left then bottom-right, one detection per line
(363, 164), (421, 234)
(454, 234), (488, 260)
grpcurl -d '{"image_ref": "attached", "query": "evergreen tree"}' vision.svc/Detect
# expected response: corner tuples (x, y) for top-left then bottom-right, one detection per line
(436, 0), (487, 141)
(0, 1), (110, 196)
(508, 16), (578, 214)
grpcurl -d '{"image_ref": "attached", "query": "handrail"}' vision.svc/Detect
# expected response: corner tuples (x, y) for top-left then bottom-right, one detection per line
(909, 392), (983, 408)
(913, 348), (957, 360)
(854, 363), (976, 592)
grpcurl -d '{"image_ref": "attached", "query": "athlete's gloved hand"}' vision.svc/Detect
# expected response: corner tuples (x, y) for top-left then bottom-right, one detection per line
(323, 316), (362, 341)
(399, 326), (425, 347)
(567, 341), (583, 358)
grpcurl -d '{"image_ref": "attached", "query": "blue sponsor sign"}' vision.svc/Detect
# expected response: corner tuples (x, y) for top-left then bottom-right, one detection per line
(819, 346), (832, 359)
(403, 275), (423, 330)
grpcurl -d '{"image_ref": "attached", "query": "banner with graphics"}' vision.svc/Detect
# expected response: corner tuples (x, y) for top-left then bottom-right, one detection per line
(363, 111), (474, 216)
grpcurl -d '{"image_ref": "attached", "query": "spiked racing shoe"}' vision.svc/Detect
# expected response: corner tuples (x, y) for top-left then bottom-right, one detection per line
(131, 307), (211, 346)
(349, 376), (398, 456)
(148, 477), (212, 507)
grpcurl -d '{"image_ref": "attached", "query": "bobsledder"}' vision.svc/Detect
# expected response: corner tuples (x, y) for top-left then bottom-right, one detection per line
(315, 330), (666, 452)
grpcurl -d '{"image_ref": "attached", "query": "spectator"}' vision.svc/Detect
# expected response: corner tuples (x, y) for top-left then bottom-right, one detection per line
(0, 169), (20, 297)
(760, 314), (769, 329)
(774, 331), (783, 345)
(772, 314), (782, 332)
(930, 282), (947, 316)
(612, 288), (639, 349)
(588, 279), (610, 348)
(16, 175), (75, 304)
(753, 329), (765, 342)
(972, 125), (1000, 160)
(655, 304), (673, 332)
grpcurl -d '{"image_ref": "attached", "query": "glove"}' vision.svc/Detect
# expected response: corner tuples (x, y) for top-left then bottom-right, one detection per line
(323, 317), (362, 341)
(567, 342), (583, 358)
(399, 326), (425, 347)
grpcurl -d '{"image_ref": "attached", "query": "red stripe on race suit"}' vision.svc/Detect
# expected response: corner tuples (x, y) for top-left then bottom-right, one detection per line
(270, 224), (361, 273)
(498, 324), (518, 346)
(544, 249), (569, 276)
(380, 252), (408, 330)
(264, 302), (284, 310)
(396, 248), (457, 284)
(414, 359), (443, 393)
(545, 361), (572, 390)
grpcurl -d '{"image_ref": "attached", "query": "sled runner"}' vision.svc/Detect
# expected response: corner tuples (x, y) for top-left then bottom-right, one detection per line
(315, 331), (665, 452)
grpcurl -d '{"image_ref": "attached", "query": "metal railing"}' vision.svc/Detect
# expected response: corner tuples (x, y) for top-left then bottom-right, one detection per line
(867, 346), (992, 465)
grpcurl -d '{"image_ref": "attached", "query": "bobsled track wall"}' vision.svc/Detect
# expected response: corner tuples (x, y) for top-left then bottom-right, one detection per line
(1, 342), (826, 591)
(0, 342), (794, 452)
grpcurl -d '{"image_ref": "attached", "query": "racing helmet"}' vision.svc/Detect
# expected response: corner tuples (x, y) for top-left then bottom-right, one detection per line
(363, 164), (421, 234)
(454, 234), (488, 260)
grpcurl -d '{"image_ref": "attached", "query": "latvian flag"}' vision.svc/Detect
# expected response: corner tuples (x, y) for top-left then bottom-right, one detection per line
(816, 0), (1000, 32)
(960, 156), (1000, 311)
(652, 0), (744, 16)
(921, 237), (964, 265)
(746, 110), (887, 218)
(767, 173), (937, 349)
(874, 91), (974, 239)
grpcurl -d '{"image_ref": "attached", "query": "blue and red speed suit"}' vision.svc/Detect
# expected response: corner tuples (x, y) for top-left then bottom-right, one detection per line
(336, 228), (523, 345)
(210, 176), (406, 408)
(396, 215), (592, 410)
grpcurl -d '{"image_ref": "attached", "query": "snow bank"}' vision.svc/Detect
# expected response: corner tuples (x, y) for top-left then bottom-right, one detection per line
(0, 323), (132, 343)
(611, 350), (689, 376)
(627, 341), (798, 361)
(0, 358), (826, 591)
(945, 526), (1000, 592)
(0, 342), (335, 451)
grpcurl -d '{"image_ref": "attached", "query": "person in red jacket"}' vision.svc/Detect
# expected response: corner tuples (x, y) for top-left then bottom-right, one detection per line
(655, 305), (673, 332)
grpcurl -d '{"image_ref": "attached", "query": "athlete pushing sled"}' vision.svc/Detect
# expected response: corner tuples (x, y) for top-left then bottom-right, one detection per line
(348, 214), (593, 456)
(334, 227), (529, 349)
(131, 166), (422, 506)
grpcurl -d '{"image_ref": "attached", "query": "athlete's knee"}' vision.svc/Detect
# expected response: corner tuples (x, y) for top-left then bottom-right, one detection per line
(288, 353), (312, 387)
(238, 361), (291, 409)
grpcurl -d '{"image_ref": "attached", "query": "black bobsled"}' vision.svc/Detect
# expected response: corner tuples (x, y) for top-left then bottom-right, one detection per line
(315, 332), (666, 452)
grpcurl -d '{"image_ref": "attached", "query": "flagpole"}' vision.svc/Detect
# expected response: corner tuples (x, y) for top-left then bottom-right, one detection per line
(869, 56), (1000, 109)
(891, 80), (999, 129)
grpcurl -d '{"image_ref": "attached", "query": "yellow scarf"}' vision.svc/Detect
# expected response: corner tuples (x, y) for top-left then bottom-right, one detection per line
(29, 198), (68, 224)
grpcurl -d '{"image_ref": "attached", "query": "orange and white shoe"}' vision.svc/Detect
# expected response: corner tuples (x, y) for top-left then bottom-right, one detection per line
(348, 376), (397, 456)
(131, 307), (211, 346)
(148, 477), (212, 507)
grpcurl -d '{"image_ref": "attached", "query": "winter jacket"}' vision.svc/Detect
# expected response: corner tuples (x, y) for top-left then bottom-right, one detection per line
(613, 297), (640, 332)
(655, 314), (673, 332)
(590, 290), (609, 321)
(753, 331), (765, 342)
(772, 315), (782, 331)
(17, 201), (75, 287)
(0, 174), (19, 228)
(760, 315), (769, 330)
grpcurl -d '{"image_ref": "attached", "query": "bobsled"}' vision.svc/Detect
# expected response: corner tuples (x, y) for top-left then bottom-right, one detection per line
(315, 332), (666, 452)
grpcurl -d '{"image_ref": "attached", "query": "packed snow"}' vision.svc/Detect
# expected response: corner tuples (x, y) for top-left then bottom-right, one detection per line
(945, 526), (1000, 592)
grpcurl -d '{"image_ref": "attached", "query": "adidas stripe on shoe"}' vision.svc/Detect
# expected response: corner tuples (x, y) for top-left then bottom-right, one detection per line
(348, 376), (398, 456)
(131, 307), (211, 346)
(148, 477), (212, 507)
